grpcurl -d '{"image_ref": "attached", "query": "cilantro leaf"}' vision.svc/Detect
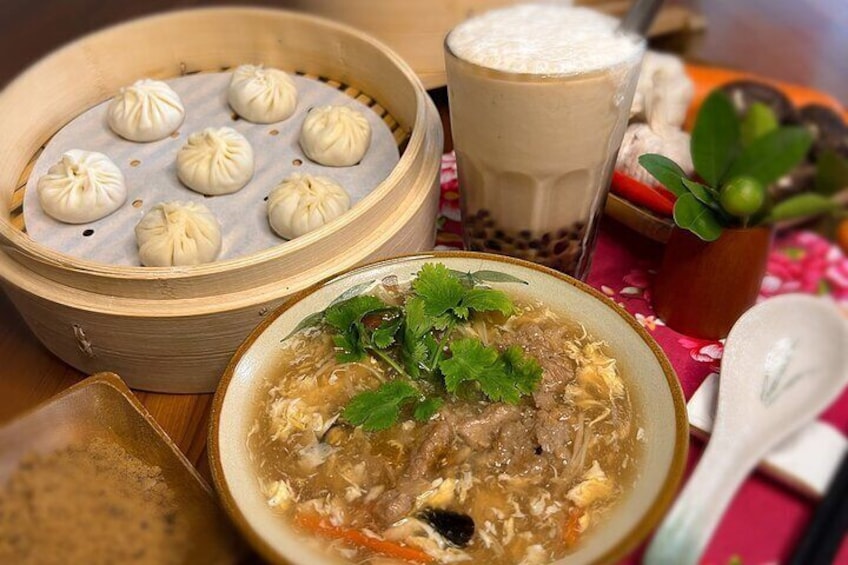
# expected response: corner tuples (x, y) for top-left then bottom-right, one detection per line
(440, 338), (500, 394)
(413, 263), (467, 320)
(371, 322), (399, 349)
(412, 263), (515, 329)
(440, 339), (541, 404)
(401, 337), (429, 378)
(460, 288), (514, 317)
(364, 309), (403, 350)
(324, 296), (389, 362)
(343, 381), (419, 431)
(333, 333), (365, 363)
(328, 263), (540, 434)
(404, 296), (433, 337)
(401, 297), (435, 377)
(413, 397), (444, 421)
(325, 295), (387, 332)
(501, 345), (543, 396)
(452, 304), (470, 320)
(475, 367), (522, 405)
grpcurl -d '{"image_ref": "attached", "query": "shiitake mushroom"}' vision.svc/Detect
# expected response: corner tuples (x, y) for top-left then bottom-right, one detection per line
(719, 80), (798, 124)
(320, 421), (351, 446)
(418, 508), (475, 547)
(798, 104), (848, 160)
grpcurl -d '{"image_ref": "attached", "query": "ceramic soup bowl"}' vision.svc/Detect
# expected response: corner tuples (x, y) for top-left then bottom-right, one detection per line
(209, 251), (688, 564)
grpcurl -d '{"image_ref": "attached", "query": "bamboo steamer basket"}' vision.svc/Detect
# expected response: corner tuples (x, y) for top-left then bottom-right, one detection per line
(277, 0), (515, 89)
(276, 1), (701, 89)
(0, 8), (443, 393)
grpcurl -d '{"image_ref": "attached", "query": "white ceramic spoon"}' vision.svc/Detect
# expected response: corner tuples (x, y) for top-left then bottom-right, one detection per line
(644, 294), (848, 565)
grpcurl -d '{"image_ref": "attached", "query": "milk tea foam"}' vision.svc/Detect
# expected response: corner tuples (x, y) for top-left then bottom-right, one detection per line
(447, 4), (641, 75)
(445, 4), (643, 278)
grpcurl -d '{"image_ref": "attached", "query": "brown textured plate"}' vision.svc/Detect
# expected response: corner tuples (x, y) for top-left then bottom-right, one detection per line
(0, 372), (242, 564)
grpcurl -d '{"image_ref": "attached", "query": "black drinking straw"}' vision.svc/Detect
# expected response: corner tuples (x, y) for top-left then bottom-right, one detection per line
(618, 0), (665, 37)
(788, 451), (848, 565)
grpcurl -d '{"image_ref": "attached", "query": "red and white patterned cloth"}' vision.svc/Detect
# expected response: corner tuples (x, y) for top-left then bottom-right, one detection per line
(436, 153), (848, 565)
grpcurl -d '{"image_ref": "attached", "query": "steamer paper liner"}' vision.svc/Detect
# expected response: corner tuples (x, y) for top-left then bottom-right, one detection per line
(23, 72), (400, 266)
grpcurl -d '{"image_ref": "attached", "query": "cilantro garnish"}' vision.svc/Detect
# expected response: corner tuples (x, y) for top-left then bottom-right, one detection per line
(440, 338), (499, 392)
(501, 345), (543, 397)
(412, 263), (513, 328)
(403, 263), (514, 375)
(369, 310), (403, 350)
(461, 287), (515, 317)
(343, 381), (419, 431)
(323, 295), (405, 368)
(325, 295), (386, 332)
(343, 381), (444, 431)
(413, 263), (469, 328)
(319, 263), (541, 431)
(400, 296), (435, 378)
(440, 339), (542, 404)
(325, 295), (388, 362)
(413, 397), (444, 422)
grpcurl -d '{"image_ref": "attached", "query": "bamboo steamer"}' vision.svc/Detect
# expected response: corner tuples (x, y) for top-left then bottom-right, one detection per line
(274, 1), (695, 89)
(0, 8), (443, 393)
(276, 0), (516, 89)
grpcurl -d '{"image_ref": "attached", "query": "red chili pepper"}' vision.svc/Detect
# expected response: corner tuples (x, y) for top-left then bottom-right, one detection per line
(610, 170), (676, 217)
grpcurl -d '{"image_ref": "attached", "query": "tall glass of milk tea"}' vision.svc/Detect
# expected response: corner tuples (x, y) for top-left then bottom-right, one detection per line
(445, 4), (645, 279)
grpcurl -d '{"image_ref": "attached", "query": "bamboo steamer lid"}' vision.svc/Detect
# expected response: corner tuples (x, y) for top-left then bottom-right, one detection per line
(277, 0), (515, 89)
(275, 0), (642, 89)
(0, 8), (443, 392)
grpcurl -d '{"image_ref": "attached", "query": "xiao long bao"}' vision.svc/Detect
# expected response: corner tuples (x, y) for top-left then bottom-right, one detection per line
(299, 105), (372, 167)
(176, 127), (255, 196)
(107, 79), (185, 142)
(135, 201), (222, 267)
(266, 173), (351, 240)
(228, 64), (298, 124)
(37, 150), (127, 224)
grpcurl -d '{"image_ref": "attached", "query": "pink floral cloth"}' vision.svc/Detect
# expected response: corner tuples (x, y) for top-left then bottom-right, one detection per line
(437, 153), (848, 565)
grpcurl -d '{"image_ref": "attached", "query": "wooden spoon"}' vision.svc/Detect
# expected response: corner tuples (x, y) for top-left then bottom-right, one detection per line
(644, 294), (848, 565)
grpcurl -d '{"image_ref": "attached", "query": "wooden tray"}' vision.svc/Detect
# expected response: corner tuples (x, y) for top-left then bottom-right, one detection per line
(0, 372), (242, 562)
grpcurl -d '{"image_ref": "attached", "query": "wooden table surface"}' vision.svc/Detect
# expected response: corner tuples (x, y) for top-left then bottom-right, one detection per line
(0, 0), (846, 548)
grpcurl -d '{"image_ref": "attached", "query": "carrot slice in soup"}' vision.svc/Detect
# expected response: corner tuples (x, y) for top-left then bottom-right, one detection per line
(295, 511), (434, 563)
(563, 507), (584, 549)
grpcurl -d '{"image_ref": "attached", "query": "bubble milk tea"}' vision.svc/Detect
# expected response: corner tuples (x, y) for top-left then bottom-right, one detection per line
(445, 4), (644, 278)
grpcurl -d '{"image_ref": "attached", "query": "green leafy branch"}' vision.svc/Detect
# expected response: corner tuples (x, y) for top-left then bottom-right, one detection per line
(639, 92), (841, 241)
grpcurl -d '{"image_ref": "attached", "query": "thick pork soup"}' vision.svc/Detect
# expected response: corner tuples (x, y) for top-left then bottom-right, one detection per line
(248, 263), (640, 564)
